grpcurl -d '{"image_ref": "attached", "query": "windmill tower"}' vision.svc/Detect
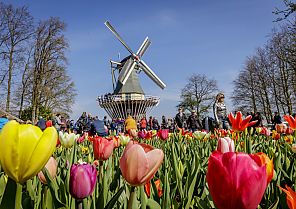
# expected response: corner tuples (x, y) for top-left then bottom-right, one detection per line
(98, 21), (166, 120)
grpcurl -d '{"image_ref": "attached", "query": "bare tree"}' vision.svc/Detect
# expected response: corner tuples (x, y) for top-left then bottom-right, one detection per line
(179, 74), (218, 119)
(0, 3), (33, 112)
(27, 17), (76, 121)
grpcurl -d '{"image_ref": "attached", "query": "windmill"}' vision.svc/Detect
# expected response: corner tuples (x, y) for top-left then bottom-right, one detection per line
(98, 21), (166, 120)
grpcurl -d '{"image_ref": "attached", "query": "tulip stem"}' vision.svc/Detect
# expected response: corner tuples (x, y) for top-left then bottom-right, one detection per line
(15, 183), (23, 209)
(76, 200), (83, 209)
(127, 186), (136, 209)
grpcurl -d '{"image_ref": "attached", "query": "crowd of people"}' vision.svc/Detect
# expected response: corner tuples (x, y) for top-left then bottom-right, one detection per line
(0, 92), (293, 135)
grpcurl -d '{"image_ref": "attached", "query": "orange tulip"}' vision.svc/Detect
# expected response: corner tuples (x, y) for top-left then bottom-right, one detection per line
(144, 179), (163, 198)
(228, 111), (257, 132)
(278, 185), (296, 209)
(284, 115), (296, 130)
(251, 152), (274, 184)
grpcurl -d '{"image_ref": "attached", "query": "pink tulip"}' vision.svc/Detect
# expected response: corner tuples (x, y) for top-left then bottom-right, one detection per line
(69, 163), (97, 200)
(92, 136), (114, 161)
(206, 151), (267, 209)
(120, 141), (164, 186)
(260, 127), (271, 136)
(157, 129), (169, 141)
(37, 157), (58, 184)
(217, 137), (234, 153)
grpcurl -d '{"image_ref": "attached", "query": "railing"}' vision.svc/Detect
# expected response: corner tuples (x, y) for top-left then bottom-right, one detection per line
(97, 94), (160, 104)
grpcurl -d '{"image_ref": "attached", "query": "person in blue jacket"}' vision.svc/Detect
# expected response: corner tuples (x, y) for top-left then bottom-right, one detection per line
(0, 114), (9, 131)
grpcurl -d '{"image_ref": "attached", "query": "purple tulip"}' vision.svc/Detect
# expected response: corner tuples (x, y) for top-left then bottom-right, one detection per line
(69, 163), (97, 200)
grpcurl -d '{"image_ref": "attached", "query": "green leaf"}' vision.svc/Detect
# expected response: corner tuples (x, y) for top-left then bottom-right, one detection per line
(104, 186), (124, 209)
(0, 177), (17, 209)
(146, 199), (161, 209)
(267, 198), (279, 209)
(42, 168), (67, 209)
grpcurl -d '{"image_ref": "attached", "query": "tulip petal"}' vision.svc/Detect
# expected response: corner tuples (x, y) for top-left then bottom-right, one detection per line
(207, 151), (268, 209)
(120, 144), (149, 186)
(18, 125), (43, 181)
(141, 149), (164, 183)
(70, 166), (92, 199)
(0, 120), (21, 182)
(22, 127), (57, 183)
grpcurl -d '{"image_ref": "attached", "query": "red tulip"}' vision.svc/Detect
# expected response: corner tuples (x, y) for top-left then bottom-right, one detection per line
(228, 111), (257, 132)
(37, 157), (57, 184)
(217, 137), (234, 153)
(157, 129), (169, 141)
(206, 151), (267, 209)
(120, 141), (164, 186)
(92, 136), (114, 161)
(286, 127), (294, 135)
(276, 123), (287, 134)
(284, 115), (296, 130)
(251, 152), (274, 184)
(278, 185), (296, 209)
(69, 163), (97, 200)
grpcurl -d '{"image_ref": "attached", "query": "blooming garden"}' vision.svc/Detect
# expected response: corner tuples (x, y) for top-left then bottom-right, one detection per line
(0, 112), (295, 209)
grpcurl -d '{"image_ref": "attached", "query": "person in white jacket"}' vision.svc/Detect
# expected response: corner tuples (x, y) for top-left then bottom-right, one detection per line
(213, 93), (229, 130)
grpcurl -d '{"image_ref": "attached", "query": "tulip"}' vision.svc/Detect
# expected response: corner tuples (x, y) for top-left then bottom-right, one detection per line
(138, 130), (147, 139)
(92, 136), (114, 161)
(144, 179), (163, 198)
(145, 131), (153, 140)
(283, 114), (296, 130)
(120, 141), (164, 186)
(59, 132), (79, 148)
(260, 127), (271, 137)
(285, 135), (293, 144)
(69, 163), (97, 200)
(251, 152), (274, 184)
(228, 111), (257, 132)
(38, 157), (58, 184)
(217, 137), (235, 153)
(206, 151), (267, 209)
(272, 130), (281, 140)
(275, 123), (287, 134)
(0, 120), (57, 184)
(119, 134), (130, 146)
(278, 185), (296, 209)
(157, 129), (169, 141)
(112, 136), (121, 148)
(77, 133), (87, 144)
(193, 130), (207, 140)
(255, 127), (262, 134)
(286, 127), (294, 135)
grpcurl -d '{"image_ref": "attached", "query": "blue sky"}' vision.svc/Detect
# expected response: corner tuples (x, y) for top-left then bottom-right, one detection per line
(5, 0), (285, 120)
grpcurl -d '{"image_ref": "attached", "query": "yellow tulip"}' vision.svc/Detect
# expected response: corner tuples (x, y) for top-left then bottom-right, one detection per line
(0, 120), (57, 184)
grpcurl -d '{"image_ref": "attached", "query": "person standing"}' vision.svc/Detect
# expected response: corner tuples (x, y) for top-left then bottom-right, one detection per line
(140, 117), (147, 131)
(36, 116), (46, 131)
(213, 93), (228, 130)
(187, 110), (202, 132)
(175, 107), (187, 129)
(272, 112), (282, 130)
(125, 115), (137, 133)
